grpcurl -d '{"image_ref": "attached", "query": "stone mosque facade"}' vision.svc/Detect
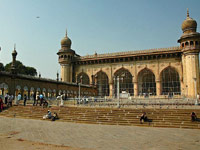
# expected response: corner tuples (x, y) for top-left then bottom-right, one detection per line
(57, 10), (200, 99)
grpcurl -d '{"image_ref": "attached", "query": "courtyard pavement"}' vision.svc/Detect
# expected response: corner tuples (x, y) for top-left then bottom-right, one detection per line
(0, 116), (200, 150)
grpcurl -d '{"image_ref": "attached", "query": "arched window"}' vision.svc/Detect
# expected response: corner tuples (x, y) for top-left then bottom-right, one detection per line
(190, 41), (194, 45)
(161, 67), (180, 95)
(182, 43), (184, 48)
(195, 41), (199, 46)
(95, 71), (109, 97)
(185, 42), (189, 46)
(138, 69), (156, 96)
(77, 72), (90, 85)
(114, 68), (134, 97)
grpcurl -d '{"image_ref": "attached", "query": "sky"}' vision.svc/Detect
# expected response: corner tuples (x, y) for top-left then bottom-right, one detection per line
(0, 0), (200, 79)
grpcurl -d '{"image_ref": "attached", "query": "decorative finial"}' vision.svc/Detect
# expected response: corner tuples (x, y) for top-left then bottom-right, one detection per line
(187, 8), (189, 18)
(14, 43), (16, 50)
(66, 29), (67, 37)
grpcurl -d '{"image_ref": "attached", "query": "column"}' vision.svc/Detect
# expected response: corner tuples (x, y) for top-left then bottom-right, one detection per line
(109, 83), (113, 98)
(133, 82), (138, 97)
(156, 80), (161, 96)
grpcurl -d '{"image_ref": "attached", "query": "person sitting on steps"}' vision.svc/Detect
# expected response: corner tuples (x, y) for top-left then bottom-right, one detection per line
(43, 99), (48, 108)
(140, 112), (148, 123)
(191, 112), (197, 122)
(43, 110), (52, 119)
(51, 112), (59, 121)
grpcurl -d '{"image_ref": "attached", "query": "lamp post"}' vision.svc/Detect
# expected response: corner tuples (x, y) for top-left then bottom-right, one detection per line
(193, 77), (198, 105)
(114, 75), (125, 108)
(193, 77), (197, 99)
(78, 76), (82, 104)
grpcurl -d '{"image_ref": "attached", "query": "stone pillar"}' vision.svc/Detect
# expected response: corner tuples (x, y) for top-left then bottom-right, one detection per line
(156, 80), (161, 96)
(109, 83), (113, 98)
(28, 90), (30, 100)
(133, 82), (138, 96)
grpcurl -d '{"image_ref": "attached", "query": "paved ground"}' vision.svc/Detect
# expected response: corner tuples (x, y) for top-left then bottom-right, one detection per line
(0, 116), (200, 150)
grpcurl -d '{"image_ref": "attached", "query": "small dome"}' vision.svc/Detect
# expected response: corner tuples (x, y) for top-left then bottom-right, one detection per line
(181, 9), (197, 32)
(61, 30), (72, 48)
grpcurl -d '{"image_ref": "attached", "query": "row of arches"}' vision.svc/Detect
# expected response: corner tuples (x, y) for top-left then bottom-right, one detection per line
(0, 84), (96, 99)
(76, 66), (181, 97)
(181, 40), (200, 48)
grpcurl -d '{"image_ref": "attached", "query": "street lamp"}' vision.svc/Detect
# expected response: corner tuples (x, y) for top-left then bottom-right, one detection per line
(193, 77), (197, 99)
(193, 77), (198, 105)
(114, 74), (124, 108)
(78, 76), (82, 104)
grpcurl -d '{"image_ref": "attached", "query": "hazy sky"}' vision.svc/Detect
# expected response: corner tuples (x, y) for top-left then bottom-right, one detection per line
(0, 0), (200, 79)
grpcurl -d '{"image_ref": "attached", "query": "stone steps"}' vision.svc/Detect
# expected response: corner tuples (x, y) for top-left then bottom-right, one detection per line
(1, 105), (200, 129)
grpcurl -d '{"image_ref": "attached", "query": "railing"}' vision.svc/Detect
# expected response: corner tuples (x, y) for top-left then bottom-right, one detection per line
(54, 97), (200, 109)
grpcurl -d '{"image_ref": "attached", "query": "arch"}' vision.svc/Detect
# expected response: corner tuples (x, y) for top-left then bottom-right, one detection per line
(160, 66), (181, 95)
(16, 85), (21, 95)
(53, 89), (56, 97)
(113, 68), (134, 97)
(138, 68), (156, 96)
(36, 88), (41, 94)
(59, 90), (62, 95)
(23, 86), (29, 97)
(185, 41), (189, 46)
(95, 71), (109, 97)
(190, 41), (194, 46)
(47, 88), (52, 99)
(42, 88), (46, 97)
(30, 87), (35, 100)
(0, 83), (9, 96)
(77, 72), (90, 85)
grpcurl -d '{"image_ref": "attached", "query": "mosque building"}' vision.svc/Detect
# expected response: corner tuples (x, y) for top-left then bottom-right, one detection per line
(57, 9), (200, 99)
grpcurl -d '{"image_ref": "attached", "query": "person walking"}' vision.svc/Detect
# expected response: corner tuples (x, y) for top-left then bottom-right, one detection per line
(24, 94), (27, 106)
(4, 93), (8, 105)
(0, 97), (3, 112)
(8, 94), (13, 107)
(17, 93), (22, 105)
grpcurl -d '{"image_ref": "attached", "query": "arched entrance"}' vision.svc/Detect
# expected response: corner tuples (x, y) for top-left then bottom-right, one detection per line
(138, 69), (156, 96)
(95, 71), (109, 97)
(30, 87), (35, 100)
(161, 67), (181, 95)
(114, 68), (134, 97)
(23, 86), (28, 97)
(77, 72), (90, 85)
(0, 83), (9, 97)
(16, 85), (21, 96)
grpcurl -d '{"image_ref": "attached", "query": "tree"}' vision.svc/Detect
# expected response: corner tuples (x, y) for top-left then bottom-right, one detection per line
(5, 61), (37, 76)
(0, 63), (4, 71)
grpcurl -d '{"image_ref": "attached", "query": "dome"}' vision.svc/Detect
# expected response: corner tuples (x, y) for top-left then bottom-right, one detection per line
(61, 30), (72, 48)
(181, 9), (197, 33)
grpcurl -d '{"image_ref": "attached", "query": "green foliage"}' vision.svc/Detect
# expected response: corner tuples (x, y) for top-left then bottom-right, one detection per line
(5, 60), (37, 76)
(0, 63), (4, 71)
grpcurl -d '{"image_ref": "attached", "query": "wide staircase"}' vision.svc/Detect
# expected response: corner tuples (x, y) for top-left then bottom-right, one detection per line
(0, 105), (200, 129)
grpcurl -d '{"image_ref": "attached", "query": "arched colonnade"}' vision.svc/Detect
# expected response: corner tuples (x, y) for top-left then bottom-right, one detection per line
(76, 66), (181, 97)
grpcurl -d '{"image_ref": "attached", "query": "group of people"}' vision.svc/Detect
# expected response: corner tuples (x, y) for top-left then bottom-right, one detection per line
(43, 110), (59, 121)
(0, 93), (15, 111)
(33, 93), (48, 107)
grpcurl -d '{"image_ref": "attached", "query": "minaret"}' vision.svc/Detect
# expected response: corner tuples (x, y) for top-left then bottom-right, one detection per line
(178, 9), (200, 98)
(57, 29), (75, 82)
(11, 44), (18, 74)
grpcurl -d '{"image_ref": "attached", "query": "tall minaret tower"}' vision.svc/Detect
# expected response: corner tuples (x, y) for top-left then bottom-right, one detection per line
(57, 30), (75, 82)
(178, 9), (200, 98)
